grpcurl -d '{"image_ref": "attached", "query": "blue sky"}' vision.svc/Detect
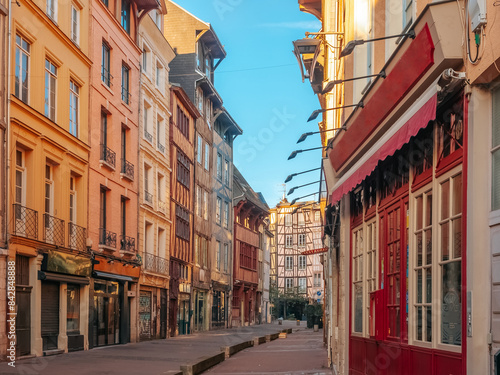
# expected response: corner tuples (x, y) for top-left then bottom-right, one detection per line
(175, 0), (323, 207)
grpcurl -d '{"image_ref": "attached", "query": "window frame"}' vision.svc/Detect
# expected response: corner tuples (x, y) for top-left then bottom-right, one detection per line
(44, 59), (57, 121)
(71, 4), (80, 45)
(69, 80), (79, 137)
(101, 42), (111, 87)
(15, 34), (30, 103)
(285, 256), (293, 271)
(121, 63), (130, 104)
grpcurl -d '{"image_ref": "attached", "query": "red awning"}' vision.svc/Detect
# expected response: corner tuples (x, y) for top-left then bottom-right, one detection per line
(330, 92), (437, 204)
(301, 247), (328, 255)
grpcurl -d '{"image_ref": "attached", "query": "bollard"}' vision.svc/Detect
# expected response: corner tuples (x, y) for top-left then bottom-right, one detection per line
(297, 320), (300, 326)
(314, 324), (319, 332)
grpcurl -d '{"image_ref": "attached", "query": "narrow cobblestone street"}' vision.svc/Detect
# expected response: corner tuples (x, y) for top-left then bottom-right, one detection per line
(205, 324), (330, 375)
(0, 321), (324, 375)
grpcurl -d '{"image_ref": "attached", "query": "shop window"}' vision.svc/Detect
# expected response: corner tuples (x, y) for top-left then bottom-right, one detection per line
(352, 226), (363, 333)
(437, 95), (463, 162)
(439, 172), (462, 346)
(366, 221), (377, 294)
(67, 284), (80, 334)
(414, 189), (433, 342)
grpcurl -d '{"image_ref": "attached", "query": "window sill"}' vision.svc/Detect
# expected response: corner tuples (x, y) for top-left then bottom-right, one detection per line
(101, 81), (114, 96)
(120, 172), (134, 182)
(99, 159), (115, 171)
(489, 210), (500, 227)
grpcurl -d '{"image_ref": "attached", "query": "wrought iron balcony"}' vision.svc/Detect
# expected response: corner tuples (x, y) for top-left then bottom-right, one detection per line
(120, 235), (136, 252)
(100, 144), (116, 169)
(144, 190), (153, 204)
(157, 141), (165, 154)
(99, 228), (116, 248)
(69, 222), (86, 251)
(12, 204), (38, 240)
(144, 129), (153, 143)
(144, 252), (168, 275)
(121, 87), (131, 105)
(44, 214), (65, 247)
(121, 159), (134, 181)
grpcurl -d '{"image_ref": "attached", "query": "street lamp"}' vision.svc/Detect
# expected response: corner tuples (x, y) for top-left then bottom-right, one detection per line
(340, 29), (415, 58)
(308, 102), (364, 122)
(297, 127), (346, 143)
(288, 180), (321, 196)
(291, 192), (318, 205)
(292, 38), (322, 83)
(288, 146), (325, 160)
(284, 167), (321, 183)
(321, 70), (386, 94)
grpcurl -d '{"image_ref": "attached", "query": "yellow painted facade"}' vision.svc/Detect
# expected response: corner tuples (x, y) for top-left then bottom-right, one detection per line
(9, 0), (91, 357)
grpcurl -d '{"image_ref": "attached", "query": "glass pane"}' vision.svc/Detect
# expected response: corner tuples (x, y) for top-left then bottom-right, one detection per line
(441, 261), (462, 346)
(396, 242), (401, 272)
(452, 217), (462, 259)
(425, 193), (432, 226)
(426, 267), (432, 303)
(452, 174), (462, 216)
(389, 276), (394, 304)
(416, 196), (423, 230)
(425, 229), (432, 265)
(493, 149), (500, 211)
(493, 88), (500, 147)
(416, 232), (423, 267)
(441, 180), (450, 220)
(395, 275), (400, 304)
(67, 285), (80, 333)
(416, 306), (422, 341)
(417, 269), (422, 303)
(389, 244), (394, 273)
(425, 306), (432, 342)
(354, 284), (363, 333)
(441, 222), (450, 261)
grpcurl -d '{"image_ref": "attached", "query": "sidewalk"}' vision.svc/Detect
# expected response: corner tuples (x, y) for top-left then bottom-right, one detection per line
(205, 325), (331, 375)
(0, 321), (297, 375)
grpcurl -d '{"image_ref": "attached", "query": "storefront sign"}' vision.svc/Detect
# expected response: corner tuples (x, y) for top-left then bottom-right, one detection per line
(42, 250), (91, 277)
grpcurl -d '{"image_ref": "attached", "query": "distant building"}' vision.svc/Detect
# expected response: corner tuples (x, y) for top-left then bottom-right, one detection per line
(232, 167), (269, 326)
(270, 200), (324, 305)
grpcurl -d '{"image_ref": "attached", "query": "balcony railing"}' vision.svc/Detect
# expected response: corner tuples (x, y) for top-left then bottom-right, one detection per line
(69, 223), (86, 251)
(144, 129), (153, 143)
(13, 204), (38, 240)
(144, 252), (168, 275)
(158, 200), (167, 213)
(120, 235), (136, 252)
(157, 141), (165, 154)
(99, 228), (116, 248)
(121, 159), (134, 180)
(144, 190), (153, 204)
(44, 214), (65, 247)
(100, 144), (116, 169)
(121, 87), (131, 105)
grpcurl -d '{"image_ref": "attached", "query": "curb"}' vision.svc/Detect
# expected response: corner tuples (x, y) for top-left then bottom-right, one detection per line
(180, 352), (226, 375)
(220, 340), (254, 359)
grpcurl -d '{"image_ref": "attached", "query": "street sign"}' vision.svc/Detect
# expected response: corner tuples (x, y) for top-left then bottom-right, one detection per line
(317, 299), (321, 303)
(317, 291), (321, 296)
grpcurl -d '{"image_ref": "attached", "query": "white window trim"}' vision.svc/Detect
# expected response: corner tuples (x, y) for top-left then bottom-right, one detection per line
(351, 225), (364, 336)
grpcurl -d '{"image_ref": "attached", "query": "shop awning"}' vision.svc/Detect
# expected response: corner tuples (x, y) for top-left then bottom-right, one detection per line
(93, 271), (137, 282)
(330, 84), (437, 204)
(39, 271), (90, 285)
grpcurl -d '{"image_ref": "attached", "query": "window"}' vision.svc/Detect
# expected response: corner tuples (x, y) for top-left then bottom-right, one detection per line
(314, 273), (321, 287)
(156, 61), (164, 91)
(149, 9), (161, 29)
(197, 135), (202, 164)
(216, 153), (222, 180)
(224, 243), (228, 272)
(205, 55), (211, 77)
(157, 115), (165, 153)
(439, 173), (462, 346)
(298, 233), (306, 247)
(204, 144), (210, 171)
(101, 0), (108, 6)
(69, 176), (76, 224)
(352, 227), (363, 333)
(314, 211), (321, 222)
(285, 214), (292, 226)
(121, 0), (131, 34)
(205, 98), (212, 126)
(240, 243), (256, 270)
(298, 213), (305, 226)
(176, 151), (190, 189)
(157, 173), (165, 204)
(175, 205), (190, 241)
(143, 101), (152, 141)
(71, 5), (80, 45)
(414, 190), (432, 342)
(15, 35), (30, 103)
(120, 197), (126, 240)
(176, 106), (189, 139)
(144, 164), (152, 204)
(223, 201), (229, 228)
(216, 241), (221, 270)
(99, 187), (107, 234)
(69, 80), (79, 137)
(44, 164), (54, 217)
(145, 222), (153, 253)
(203, 190), (208, 221)
(142, 44), (151, 74)
(195, 185), (201, 217)
(224, 160), (229, 185)
(47, 0), (57, 20)
(366, 221), (377, 294)
(67, 284), (80, 334)
(298, 255), (306, 270)
(403, 0), (413, 29)
(194, 235), (199, 264)
(102, 42), (111, 86)
(15, 150), (26, 207)
(298, 278), (306, 294)
(44, 59), (57, 121)
(493, 88), (500, 211)
(196, 88), (203, 115)
(216, 197), (222, 225)
(285, 256), (293, 270)
(285, 278), (293, 292)
(158, 227), (166, 258)
(285, 235), (292, 247)
(121, 64), (130, 104)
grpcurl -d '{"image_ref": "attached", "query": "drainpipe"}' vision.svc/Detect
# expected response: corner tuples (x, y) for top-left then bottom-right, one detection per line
(4, 0), (12, 252)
